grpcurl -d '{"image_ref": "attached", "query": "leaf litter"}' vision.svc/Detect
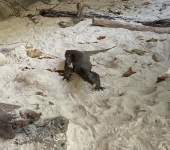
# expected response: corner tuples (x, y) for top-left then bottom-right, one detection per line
(156, 75), (168, 83)
(123, 67), (136, 77)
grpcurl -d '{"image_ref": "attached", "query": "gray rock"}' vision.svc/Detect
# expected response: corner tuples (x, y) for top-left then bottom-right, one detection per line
(14, 116), (68, 150)
(0, 102), (39, 139)
(0, 102), (69, 150)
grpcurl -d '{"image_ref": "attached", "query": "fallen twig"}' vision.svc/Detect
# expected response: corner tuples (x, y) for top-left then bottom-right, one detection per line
(123, 49), (133, 54)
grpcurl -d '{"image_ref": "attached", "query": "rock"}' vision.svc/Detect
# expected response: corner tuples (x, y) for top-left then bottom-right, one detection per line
(0, 102), (69, 150)
(0, 53), (6, 66)
(0, 102), (41, 139)
(14, 116), (69, 150)
(19, 109), (42, 123)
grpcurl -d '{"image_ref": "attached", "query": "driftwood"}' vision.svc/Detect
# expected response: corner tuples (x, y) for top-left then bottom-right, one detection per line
(40, 1), (89, 28)
(92, 18), (170, 34)
(40, 9), (138, 22)
(137, 19), (170, 27)
(39, 9), (77, 18)
(39, 1), (170, 32)
(39, 9), (170, 25)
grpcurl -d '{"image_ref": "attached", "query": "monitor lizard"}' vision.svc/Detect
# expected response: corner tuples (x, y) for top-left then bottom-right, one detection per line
(57, 46), (116, 91)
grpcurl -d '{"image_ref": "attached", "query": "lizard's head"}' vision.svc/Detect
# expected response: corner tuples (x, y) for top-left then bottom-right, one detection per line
(65, 51), (73, 66)
(66, 55), (72, 65)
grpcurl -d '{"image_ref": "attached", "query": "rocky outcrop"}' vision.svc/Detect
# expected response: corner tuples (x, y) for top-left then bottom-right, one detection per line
(0, 102), (69, 150)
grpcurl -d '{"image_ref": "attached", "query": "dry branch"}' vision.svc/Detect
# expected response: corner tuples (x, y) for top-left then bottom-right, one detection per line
(92, 18), (170, 34)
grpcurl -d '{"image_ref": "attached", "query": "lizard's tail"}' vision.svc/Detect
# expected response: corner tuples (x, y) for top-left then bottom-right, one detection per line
(82, 46), (116, 56)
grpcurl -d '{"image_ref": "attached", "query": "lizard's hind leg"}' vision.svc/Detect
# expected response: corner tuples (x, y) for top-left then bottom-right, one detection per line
(90, 71), (105, 91)
(79, 69), (105, 91)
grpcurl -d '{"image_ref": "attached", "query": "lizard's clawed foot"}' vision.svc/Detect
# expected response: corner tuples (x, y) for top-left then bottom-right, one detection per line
(63, 75), (73, 82)
(59, 73), (73, 77)
(93, 86), (105, 91)
(58, 73), (64, 76)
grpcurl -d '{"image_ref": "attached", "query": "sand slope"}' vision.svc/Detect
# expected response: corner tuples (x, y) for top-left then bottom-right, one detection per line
(0, 0), (170, 149)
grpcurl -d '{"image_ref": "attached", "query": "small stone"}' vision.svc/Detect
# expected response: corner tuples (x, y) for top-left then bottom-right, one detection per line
(0, 53), (6, 66)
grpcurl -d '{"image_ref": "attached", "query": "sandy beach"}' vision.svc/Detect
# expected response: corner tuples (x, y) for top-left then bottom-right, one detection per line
(0, 0), (170, 149)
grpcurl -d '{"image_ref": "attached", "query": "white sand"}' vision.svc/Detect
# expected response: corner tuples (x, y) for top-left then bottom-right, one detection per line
(0, 0), (170, 149)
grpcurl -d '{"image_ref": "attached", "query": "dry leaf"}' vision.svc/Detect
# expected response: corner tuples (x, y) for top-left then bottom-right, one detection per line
(21, 67), (34, 71)
(46, 68), (53, 72)
(35, 104), (40, 110)
(46, 68), (59, 72)
(143, 1), (151, 5)
(97, 36), (106, 40)
(152, 54), (159, 62)
(27, 14), (39, 24)
(36, 91), (43, 95)
(113, 57), (117, 60)
(35, 91), (47, 97)
(146, 38), (158, 42)
(156, 75), (167, 83)
(31, 18), (39, 24)
(53, 68), (58, 72)
(123, 49), (134, 54)
(137, 35), (144, 40)
(49, 101), (54, 105)
(159, 39), (166, 42)
(131, 49), (146, 56)
(27, 49), (42, 58)
(21, 67), (30, 71)
(123, 67), (136, 77)
(38, 56), (55, 59)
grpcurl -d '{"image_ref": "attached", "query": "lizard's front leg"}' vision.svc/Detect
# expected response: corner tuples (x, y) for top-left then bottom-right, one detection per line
(62, 52), (74, 82)
(63, 67), (74, 82)
(57, 67), (74, 82)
